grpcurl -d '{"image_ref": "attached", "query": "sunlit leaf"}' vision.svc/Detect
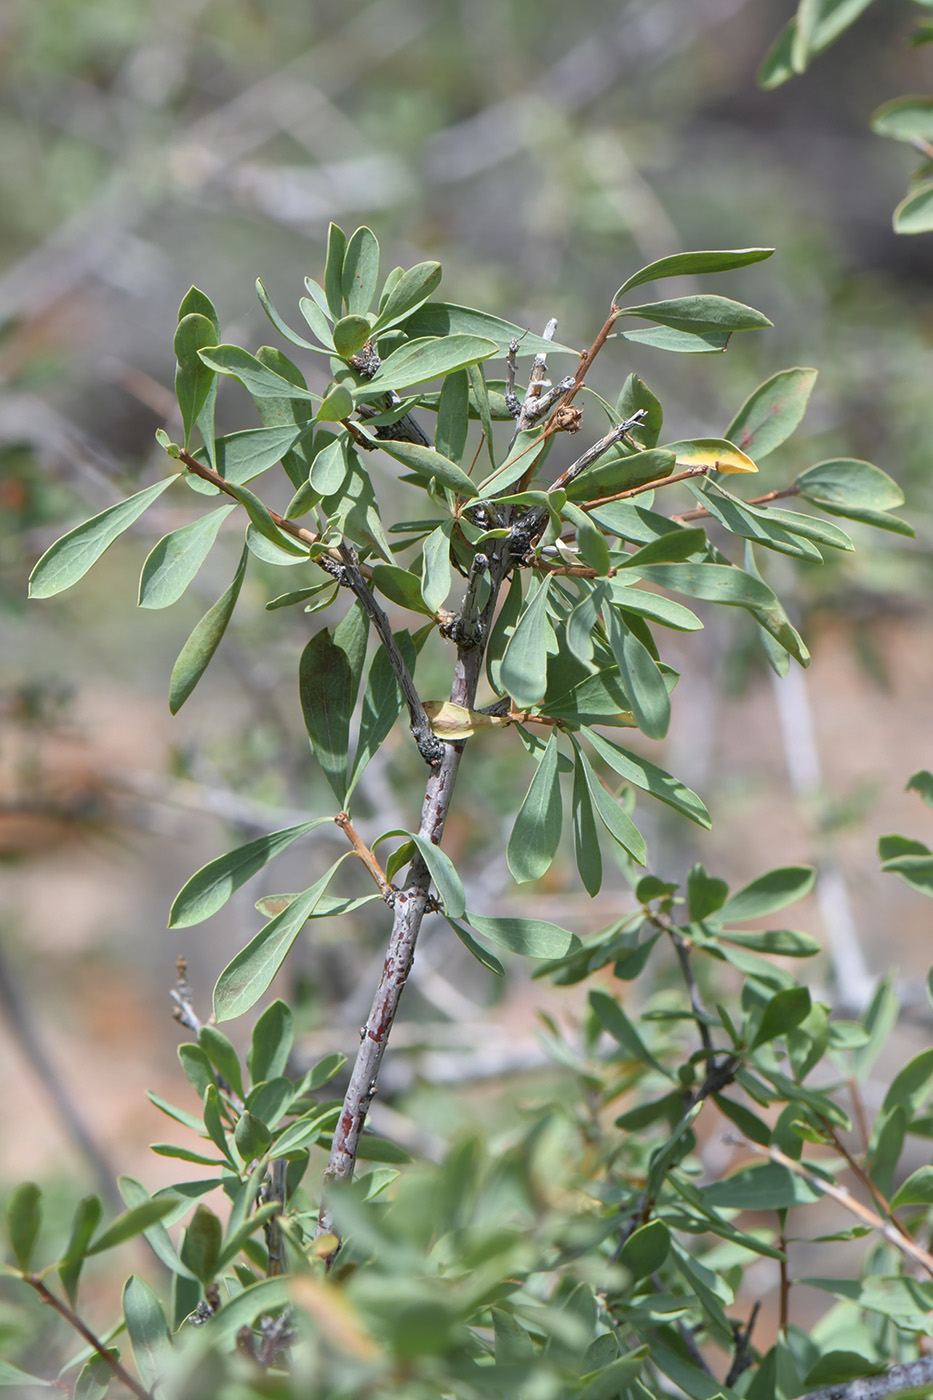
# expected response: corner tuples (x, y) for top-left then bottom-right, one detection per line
(198, 345), (318, 401)
(465, 911), (580, 959)
(663, 437), (757, 473)
(617, 295), (773, 335)
(138, 505), (236, 609)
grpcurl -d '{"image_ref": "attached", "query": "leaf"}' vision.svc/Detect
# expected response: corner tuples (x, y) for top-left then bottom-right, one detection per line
(403, 301), (577, 355)
(198, 345), (318, 401)
(619, 326), (732, 354)
(435, 368), (470, 466)
(193, 423), (316, 488)
(616, 294), (773, 335)
(892, 1166), (933, 1208)
(870, 96), (933, 145)
(169, 545), (248, 713)
(421, 523), (453, 612)
(720, 865), (816, 922)
(29, 476), (178, 598)
(366, 334), (497, 394)
(0, 1359), (55, 1387)
(802, 1353), (886, 1389)
(663, 437), (757, 474)
(615, 525), (707, 569)
(368, 436), (479, 497)
(256, 278), (324, 353)
(893, 181), (933, 236)
(119, 1176), (197, 1280)
(573, 740), (647, 864)
(795, 458), (904, 511)
(722, 928), (821, 957)
(614, 247), (774, 300)
(348, 632), (414, 797)
(180, 1205), (222, 1285)
(751, 986), (813, 1049)
(299, 629), (354, 804)
(687, 864), (729, 921)
(234, 1111), (272, 1161)
(58, 1196), (103, 1304)
(508, 732), (563, 882)
(725, 368), (818, 459)
(74, 1354), (115, 1400)
(909, 770), (933, 811)
(465, 912), (580, 959)
(199, 1025), (244, 1098)
(371, 260), (443, 331)
(169, 818), (331, 928)
(123, 1275), (172, 1388)
(371, 563), (432, 616)
(377, 830), (465, 917)
(572, 749), (602, 896)
(583, 729), (711, 828)
(758, 0), (876, 86)
(86, 1199), (178, 1256)
(500, 576), (556, 708)
(880, 852), (933, 896)
(175, 312), (219, 450)
(422, 701), (511, 739)
(213, 859), (347, 1022)
(316, 383), (354, 421)
(6, 1182), (41, 1270)
(636, 561), (810, 666)
(444, 917), (506, 975)
(248, 1000), (294, 1085)
(700, 1161), (822, 1210)
(694, 482), (821, 561)
(590, 988), (668, 1075)
(606, 611), (670, 740)
(323, 221), (347, 316)
(879, 1048), (933, 1120)
(341, 226), (380, 314)
(619, 1220), (671, 1279)
(138, 505), (236, 609)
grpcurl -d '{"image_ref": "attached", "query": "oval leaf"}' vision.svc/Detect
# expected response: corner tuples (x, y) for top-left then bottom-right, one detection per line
(508, 732), (563, 882)
(366, 334), (497, 393)
(720, 865), (816, 923)
(617, 295), (773, 335)
(465, 911), (580, 959)
(725, 367), (818, 460)
(138, 505), (236, 609)
(369, 436), (479, 498)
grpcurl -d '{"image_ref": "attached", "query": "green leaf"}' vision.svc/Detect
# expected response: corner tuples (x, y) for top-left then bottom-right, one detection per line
(611, 585), (704, 633)
(752, 986), (813, 1049)
(573, 740), (647, 864)
(725, 367), (818, 460)
(583, 729), (710, 828)
(348, 633), (415, 799)
(6, 1182), (41, 1270)
(175, 312), (219, 450)
(299, 629), (355, 804)
(371, 260), (442, 332)
(404, 301), (577, 355)
(316, 383), (354, 421)
(687, 864), (729, 921)
(619, 325), (732, 354)
(617, 373), (663, 448)
(58, 1196), (103, 1304)
(365, 334), (497, 394)
(908, 770), (933, 810)
(213, 859), (348, 1022)
(802, 1353), (886, 1389)
(590, 988), (668, 1075)
(123, 1275), (172, 1389)
(759, 0), (876, 87)
(119, 1176), (197, 1281)
(720, 866), (816, 922)
(169, 545), (248, 713)
(795, 458), (904, 512)
(615, 525), (707, 569)
(0, 1359), (55, 1387)
(192, 423), (316, 489)
(180, 1204), (222, 1285)
(234, 1111), (273, 1161)
(29, 476), (178, 598)
(879, 1047), (933, 1120)
(368, 436), (479, 498)
(421, 523), (454, 613)
(199, 1025), (244, 1098)
(391, 831), (465, 917)
(501, 576), (556, 708)
(871, 96), (933, 145)
(892, 1166), (933, 1208)
(722, 928), (821, 957)
(371, 563), (432, 615)
(464, 911), (579, 959)
(445, 917), (506, 975)
(619, 1220), (671, 1279)
(880, 852), (933, 896)
(74, 1354), (116, 1400)
(700, 1161), (822, 1210)
(138, 505), (236, 609)
(434, 369), (469, 466)
(694, 482), (821, 561)
(248, 1000), (294, 1085)
(341, 226), (380, 314)
(256, 278), (325, 353)
(616, 294), (773, 335)
(636, 562), (810, 667)
(508, 732), (563, 882)
(893, 181), (933, 236)
(169, 817), (331, 928)
(324, 222), (348, 316)
(87, 1199), (178, 1256)
(615, 248), (774, 300)
(606, 611), (670, 740)
(198, 344), (318, 401)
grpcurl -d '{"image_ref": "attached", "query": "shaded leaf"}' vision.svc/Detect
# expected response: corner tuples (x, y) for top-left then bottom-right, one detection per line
(248, 1000), (295, 1085)
(180, 1205), (222, 1285)
(508, 732), (563, 882)
(893, 181), (933, 236)
(6, 1182), (41, 1270)
(341, 226), (380, 314)
(590, 988), (668, 1075)
(371, 260), (442, 332)
(58, 1196), (103, 1304)
(169, 545), (248, 713)
(584, 729), (710, 828)
(213, 859), (348, 1022)
(445, 917), (506, 975)
(175, 313), (219, 450)
(87, 1199), (178, 1256)
(465, 912), (579, 959)
(299, 629), (354, 803)
(606, 611), (670, 740)
(501, 576), (556, 708)
(795, 458), (904, 512)
(123, 1275), (172, 1388)
(752, 987), (813, 1049)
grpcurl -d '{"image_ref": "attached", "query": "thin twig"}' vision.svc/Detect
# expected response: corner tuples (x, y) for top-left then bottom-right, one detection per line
(725, 1300), (761, 1387)
(335, 543), (445, 769)
(335, 812), (394, 901)
(27, 1277), (153, 1400)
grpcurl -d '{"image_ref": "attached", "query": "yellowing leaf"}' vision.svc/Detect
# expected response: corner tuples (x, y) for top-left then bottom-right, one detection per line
(664, 438), (758, 473)
(423, 701), (512, 740)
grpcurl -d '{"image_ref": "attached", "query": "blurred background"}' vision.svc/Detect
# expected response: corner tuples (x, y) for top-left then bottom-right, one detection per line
(1, 0), (931, 1343)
